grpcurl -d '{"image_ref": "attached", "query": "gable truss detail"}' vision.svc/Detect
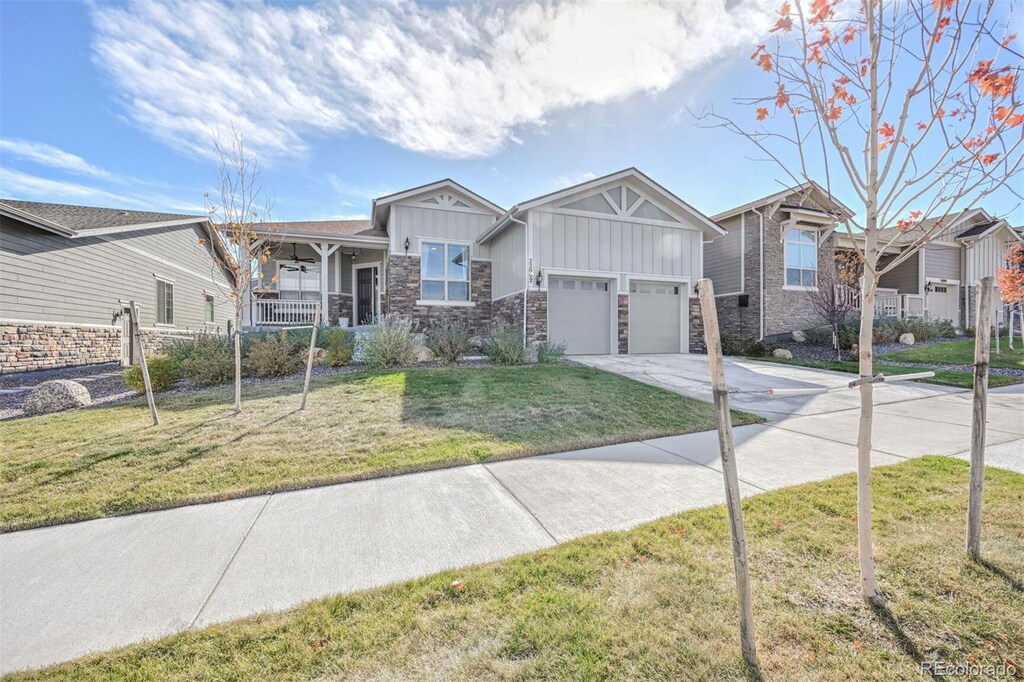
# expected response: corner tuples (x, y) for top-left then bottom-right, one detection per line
(558, 184), (679, 223)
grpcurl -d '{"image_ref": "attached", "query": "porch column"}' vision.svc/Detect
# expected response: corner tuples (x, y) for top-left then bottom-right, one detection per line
(243, 238), (266, 328)
(312, 242), (340, 324)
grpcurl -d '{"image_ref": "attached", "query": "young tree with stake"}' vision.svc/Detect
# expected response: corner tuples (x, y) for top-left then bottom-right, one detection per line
(702, 0), (1022, 604)
(204, 132), (277, 413)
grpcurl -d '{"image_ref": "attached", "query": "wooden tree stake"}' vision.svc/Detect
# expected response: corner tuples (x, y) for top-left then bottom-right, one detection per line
(697, 278), (759, 671)
(129, 301), (160, 426)
(967, 277), (993, 559)
(300, 308), (322, 411)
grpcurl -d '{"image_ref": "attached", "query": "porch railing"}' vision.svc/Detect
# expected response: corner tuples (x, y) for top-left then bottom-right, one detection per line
(253, 298), (320, 326)
(836, 285), (925, 319)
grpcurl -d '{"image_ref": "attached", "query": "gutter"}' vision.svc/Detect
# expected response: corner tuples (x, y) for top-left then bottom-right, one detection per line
(508, 213), (530, 346)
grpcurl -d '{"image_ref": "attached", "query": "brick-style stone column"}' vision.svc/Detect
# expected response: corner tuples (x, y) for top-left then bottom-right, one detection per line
(328, 294), (353, 326)
(689, 297), (706, 353)
(525, 290), (547, 344)
(617, 294), (629, 354)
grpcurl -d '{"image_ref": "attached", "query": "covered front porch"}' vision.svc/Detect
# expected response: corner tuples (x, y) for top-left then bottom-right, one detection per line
(244, 225), (389, 329)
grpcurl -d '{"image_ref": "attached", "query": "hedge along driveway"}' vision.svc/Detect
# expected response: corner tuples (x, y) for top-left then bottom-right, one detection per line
(0, 364), (763, 532)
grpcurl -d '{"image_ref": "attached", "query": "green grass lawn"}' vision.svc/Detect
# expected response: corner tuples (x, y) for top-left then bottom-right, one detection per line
(0, 364), (761, 533)
(880, 331), (1024, 370)
(13, 457), (1022, 681)
(750, 356), (1024, 389)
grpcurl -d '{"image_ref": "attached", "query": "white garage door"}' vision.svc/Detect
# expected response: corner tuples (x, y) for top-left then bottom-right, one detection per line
(927, 283), (959, 325)
(629, 281), (684, 353)
(548, 277), (613, 355)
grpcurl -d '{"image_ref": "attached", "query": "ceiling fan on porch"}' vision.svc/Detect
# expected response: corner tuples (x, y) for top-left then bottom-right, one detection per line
(280, 244), (315, 272)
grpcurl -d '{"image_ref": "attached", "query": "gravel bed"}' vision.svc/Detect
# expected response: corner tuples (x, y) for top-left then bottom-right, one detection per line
(0, 358), (498, 422)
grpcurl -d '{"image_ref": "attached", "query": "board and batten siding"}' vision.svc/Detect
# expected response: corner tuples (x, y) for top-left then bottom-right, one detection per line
(703, 214), (744, 295)
(0, 216), (233, 329)
(389, 204), (497, 260)
(490, 221), (526, 299)
(923, 242), (962, 281)
(527, 210), (701, 288)
(966, 230), (1016, 285)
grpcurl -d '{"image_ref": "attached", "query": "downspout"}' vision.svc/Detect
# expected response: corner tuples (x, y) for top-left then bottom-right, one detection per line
(751, 207), (766, 340)
(509, 214), (529, 346)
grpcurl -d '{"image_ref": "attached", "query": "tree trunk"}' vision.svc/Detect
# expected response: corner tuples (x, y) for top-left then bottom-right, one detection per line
(856, 280), (883, 605)
(233, 308), (242, 413)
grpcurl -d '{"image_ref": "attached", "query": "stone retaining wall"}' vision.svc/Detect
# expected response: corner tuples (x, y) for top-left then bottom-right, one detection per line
(1, 322), (121, 374)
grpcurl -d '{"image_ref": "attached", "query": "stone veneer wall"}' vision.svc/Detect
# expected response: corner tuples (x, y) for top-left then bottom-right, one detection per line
(492, 293), (523, 332)
(1, 322), (121, 374)
(524, 290), (547, 345)
(688, 297), (706, 353)
(617, 294), (629, 354)
(386, 255), (492, 337)
(328, 294), (354, 326)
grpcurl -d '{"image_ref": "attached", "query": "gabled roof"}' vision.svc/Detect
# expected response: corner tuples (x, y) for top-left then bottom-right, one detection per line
(712, 180), (856, 222)
(252, 219), (387, 242)
(479, 167), (726, 243)
(371, 179), (504, 229)
(0, 198), (205, 238)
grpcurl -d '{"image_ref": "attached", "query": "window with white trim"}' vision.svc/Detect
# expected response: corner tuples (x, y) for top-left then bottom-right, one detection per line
(421, 242), (470, 301)
(204, 294), (214, 323)
(277, 262), (321, 300)
(156, 279), (174, 325)
(784, 228), (818, 287)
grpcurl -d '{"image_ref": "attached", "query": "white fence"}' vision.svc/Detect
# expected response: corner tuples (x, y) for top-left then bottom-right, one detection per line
(838, 285), (925, 319)
(253, 299), (320, 327)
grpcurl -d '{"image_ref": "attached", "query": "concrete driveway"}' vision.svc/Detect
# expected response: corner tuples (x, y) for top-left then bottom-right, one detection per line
(573, 354), (962, 421)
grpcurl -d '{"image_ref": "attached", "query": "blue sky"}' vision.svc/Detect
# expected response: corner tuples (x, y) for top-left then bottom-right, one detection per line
(1, 0), (1021, 225)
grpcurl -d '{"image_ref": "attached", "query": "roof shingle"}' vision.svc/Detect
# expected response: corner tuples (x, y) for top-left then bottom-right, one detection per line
(256, 219), (386, 240)
(0, 199), (202, 233)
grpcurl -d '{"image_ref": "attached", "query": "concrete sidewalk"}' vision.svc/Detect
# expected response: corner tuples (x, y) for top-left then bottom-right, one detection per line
(1, 389), (1022, 674)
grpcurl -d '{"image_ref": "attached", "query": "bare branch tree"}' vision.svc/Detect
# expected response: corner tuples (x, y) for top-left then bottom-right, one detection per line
(698, 0), (1023, 604)
(204, 129), (277, 413)
(806, 267), (858, 360)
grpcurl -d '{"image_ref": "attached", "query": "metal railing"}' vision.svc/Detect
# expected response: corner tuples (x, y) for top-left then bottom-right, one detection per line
(253, 298), (320, 326)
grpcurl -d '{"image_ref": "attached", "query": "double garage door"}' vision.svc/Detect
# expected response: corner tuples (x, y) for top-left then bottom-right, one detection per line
(547, 277), (684, 355)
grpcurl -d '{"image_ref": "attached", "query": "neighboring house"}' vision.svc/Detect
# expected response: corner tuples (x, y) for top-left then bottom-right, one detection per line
(0, 200), (233, 374)
(704, 181), (855, 340)
(835, 209), (1024, 328)
(248, 168), (725, 354)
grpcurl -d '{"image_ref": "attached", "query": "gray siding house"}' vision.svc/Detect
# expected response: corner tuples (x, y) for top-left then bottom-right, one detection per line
(1, 200), (233, 374)
(836, 209), (1023, 329)
(705, 182), (855, 340)
(248, 168), (725, 355)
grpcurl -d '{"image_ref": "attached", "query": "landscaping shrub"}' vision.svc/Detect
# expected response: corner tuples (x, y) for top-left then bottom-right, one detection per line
(122, 355), (180, 393)
(801, 326), (835, 346)
(246, 331), (305, 377)
(426, 320), (472, 365)
(180, 335), (237, 386)
(322, 328), (356, 367)
(485, 327), (525, 365)
(361, 314), (419, 368)
(537, 341), (567, 364)
(719, 333), (768, 357)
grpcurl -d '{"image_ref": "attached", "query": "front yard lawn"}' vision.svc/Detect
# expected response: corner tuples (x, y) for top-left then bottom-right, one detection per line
(880, 331), (1024, 370)
(15, 457), (1023, 681)
(0, 364), (761, 532)
(751, 356), (1024, 389)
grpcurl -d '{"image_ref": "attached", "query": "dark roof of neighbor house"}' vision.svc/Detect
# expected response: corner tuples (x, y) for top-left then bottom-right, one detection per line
(0, 198), (204, 236)
(954, 220), (1001, 239)
(711, 180), (857, 222)
(256, 219), (387, 241)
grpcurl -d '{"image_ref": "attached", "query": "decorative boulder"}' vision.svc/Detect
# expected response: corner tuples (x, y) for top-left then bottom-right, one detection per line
(850, 344), (859, 356)
(899, 333), (915, 346)
(792, 330), (807, 343)
(311, 347), (327, 365)
(772, 348), (794, 360)
(24, 380), (91, 416)
(415, 345), (436, 363)
(468, 335), (486, 352)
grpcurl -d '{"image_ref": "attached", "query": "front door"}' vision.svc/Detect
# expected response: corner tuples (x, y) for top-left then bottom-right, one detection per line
(357, 267), (376, 325)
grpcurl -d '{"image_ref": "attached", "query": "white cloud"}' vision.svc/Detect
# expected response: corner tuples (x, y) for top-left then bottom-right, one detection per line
(0, 168), (205, 214)
(0, 139), (116, 180)
(91, 0), (775, 161)
(553, 171), (597, 190)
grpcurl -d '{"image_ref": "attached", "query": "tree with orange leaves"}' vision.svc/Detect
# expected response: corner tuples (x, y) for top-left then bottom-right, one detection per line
(995, 242), (1024, 348)
(701, 0), (1022, 605)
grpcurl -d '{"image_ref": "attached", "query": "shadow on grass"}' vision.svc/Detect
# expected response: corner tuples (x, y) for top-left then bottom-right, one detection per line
(870, 602), (947, 681)
(975, 557), (1024, 593)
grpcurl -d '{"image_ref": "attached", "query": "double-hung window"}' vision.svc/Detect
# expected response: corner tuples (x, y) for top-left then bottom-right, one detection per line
(421, 242), (470, 301)
(204, 294), (215, 323)
(784, 228), (818, 288)
(156, 279), (175, 325)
